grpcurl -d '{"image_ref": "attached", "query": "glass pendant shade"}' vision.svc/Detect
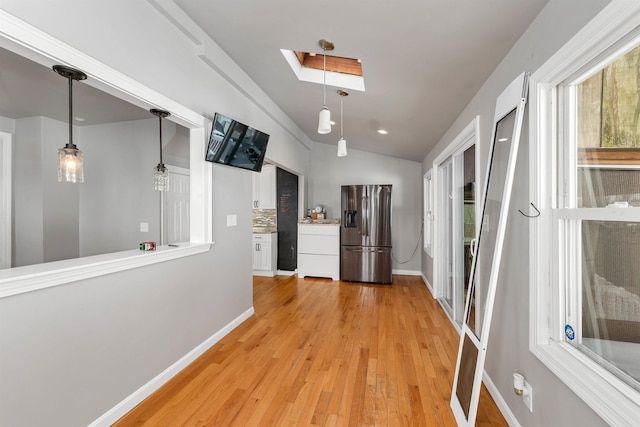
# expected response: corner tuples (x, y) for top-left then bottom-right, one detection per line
(318, 106), (331, 134)
(337, 137), (347, 157)
(153, 164), (169, 192)
(58, 145), (84, 183)
(53, 65), (87, 183)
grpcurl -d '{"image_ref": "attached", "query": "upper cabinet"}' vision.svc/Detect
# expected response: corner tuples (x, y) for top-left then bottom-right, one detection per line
(252, 164), (276, 209)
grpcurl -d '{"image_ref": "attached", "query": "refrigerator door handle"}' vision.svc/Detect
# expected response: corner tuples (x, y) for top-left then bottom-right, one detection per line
(362, 188), (369, 237)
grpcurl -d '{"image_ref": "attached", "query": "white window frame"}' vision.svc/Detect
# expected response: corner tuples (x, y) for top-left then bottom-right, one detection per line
(529, 1), (640, 424)
(0, 11), (213, 299)
(423, 170), (433, 256)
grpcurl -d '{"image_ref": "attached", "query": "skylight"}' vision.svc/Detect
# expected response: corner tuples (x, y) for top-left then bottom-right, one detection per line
(280, 49), (365, 92)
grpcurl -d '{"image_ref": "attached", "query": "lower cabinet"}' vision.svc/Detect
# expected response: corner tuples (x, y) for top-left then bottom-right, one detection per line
(253, 233), (277, 276)
(297, 224), (340, 281)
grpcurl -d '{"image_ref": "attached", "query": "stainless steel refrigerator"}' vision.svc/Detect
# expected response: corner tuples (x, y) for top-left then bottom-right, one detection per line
(341, 184), (392, 284)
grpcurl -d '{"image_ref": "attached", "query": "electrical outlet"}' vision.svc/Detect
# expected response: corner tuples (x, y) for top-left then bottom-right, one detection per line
(140, 222), (149, 232)
(523, 380), (533, 412)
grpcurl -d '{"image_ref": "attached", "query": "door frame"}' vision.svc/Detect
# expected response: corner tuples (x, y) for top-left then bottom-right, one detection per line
(1, 131), (11, 269)
(432, 117), (479, 328)
(165, 165), (190, 244)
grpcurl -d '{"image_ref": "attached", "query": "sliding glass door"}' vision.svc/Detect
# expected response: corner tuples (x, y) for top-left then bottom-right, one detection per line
(437, 145), (476, 326)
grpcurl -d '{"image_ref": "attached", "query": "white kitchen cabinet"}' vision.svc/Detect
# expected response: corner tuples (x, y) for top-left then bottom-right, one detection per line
(252, 164), (276, 209)
(253, 233), (277, 276)
(297, 224), (340, 281)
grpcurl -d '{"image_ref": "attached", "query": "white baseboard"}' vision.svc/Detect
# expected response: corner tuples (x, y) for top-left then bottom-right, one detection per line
(252, 270), (275, 277)
(392, 269), (422, 276)
(483, 371), (520, 427)
(420, 273), (435, 297)
(276, 270), (296, 276)
(88, 306), (255, 427)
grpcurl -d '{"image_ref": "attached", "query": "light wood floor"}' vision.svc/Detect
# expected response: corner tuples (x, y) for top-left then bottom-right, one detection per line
(114, 275), (507, 426)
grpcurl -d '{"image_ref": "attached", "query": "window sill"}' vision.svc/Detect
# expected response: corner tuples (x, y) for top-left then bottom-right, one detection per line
(531, 341), (640, 426)
(0, 243), (213, 299)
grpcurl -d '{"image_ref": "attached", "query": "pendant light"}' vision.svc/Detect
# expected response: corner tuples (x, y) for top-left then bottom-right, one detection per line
(317, 39), (334, 134)
(337, 89), (348, 157)
(150, 109), (171, 192)
(53, 65), (87, 183)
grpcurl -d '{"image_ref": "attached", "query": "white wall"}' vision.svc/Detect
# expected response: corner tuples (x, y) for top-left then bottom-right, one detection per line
(0, 2), (310, 426)
(12, 116), (80, 266)
(7, 116), (184, 264)
(78, 118), (178, 256)
(12, 117), (44, 266)
(309, 142), (422, 273)
(421, 0), (612, 426)
(41, 117), (80, 263)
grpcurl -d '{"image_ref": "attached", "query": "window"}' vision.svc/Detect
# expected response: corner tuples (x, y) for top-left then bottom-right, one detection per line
(529, 1), (640, 424)
(423, 170), (433, 256)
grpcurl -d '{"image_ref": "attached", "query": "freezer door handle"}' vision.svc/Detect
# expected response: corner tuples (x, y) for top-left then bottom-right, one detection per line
(344, 247), (389, 253)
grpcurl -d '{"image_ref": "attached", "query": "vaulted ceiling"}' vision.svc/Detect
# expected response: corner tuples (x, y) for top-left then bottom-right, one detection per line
(0, 1), (549, 162)
(174, 0), (549, 161)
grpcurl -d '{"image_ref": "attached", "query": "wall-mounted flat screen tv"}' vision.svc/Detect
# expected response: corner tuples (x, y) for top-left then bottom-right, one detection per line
(205, 112), (270, 172)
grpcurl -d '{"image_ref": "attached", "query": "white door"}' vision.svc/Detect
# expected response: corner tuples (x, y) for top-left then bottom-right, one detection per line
(0, 132), (11, 269)
(164, 166), (190, 244)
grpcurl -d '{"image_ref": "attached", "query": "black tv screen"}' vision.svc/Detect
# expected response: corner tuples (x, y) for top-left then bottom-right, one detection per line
(205, 113), (270, 172)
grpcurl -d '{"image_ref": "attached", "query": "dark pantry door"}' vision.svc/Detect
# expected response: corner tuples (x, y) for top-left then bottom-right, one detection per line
(276, 167), (298, 271)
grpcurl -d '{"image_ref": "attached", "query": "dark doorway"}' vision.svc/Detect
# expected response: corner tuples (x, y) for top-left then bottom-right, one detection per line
(276, 167), (298, 271)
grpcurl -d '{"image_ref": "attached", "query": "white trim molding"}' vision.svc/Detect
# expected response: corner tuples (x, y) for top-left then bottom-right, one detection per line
(88, 306), (255, 427)
(529, 1), (640, 425)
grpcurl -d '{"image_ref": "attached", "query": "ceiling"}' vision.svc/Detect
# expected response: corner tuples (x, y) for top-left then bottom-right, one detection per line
(0, 0), (549, 162)
(0, 46), (152, 126)
(174, 0), (549, 162)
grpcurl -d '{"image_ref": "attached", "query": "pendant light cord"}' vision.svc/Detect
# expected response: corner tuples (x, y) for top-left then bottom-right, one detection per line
(340, 96), (344, 138)
(67, 76), (74, 148)
(322, 49), (327, 106)
(158, 115), (164, 167)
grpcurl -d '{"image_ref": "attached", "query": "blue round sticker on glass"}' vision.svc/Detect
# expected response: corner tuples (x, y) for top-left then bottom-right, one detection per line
(565, 324), (575, 341)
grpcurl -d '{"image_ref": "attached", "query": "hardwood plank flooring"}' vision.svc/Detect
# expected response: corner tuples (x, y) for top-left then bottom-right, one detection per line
(114, 275), (507, 426)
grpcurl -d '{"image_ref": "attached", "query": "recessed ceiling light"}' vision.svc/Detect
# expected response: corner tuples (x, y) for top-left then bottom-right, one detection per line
(330, 120), (336, 125)
(498, 137), (508, 142)
(377, 129), (388, 135)
(74, 116), (86, 122)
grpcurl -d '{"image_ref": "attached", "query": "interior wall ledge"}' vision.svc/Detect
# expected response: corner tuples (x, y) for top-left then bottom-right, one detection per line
(0, 243), (213, 299)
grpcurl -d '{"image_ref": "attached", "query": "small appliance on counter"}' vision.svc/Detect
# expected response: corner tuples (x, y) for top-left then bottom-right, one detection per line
(310, 204), (326, 220)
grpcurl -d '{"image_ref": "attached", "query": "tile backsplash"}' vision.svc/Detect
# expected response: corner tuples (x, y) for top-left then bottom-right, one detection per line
(253, 209), (277, 233)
